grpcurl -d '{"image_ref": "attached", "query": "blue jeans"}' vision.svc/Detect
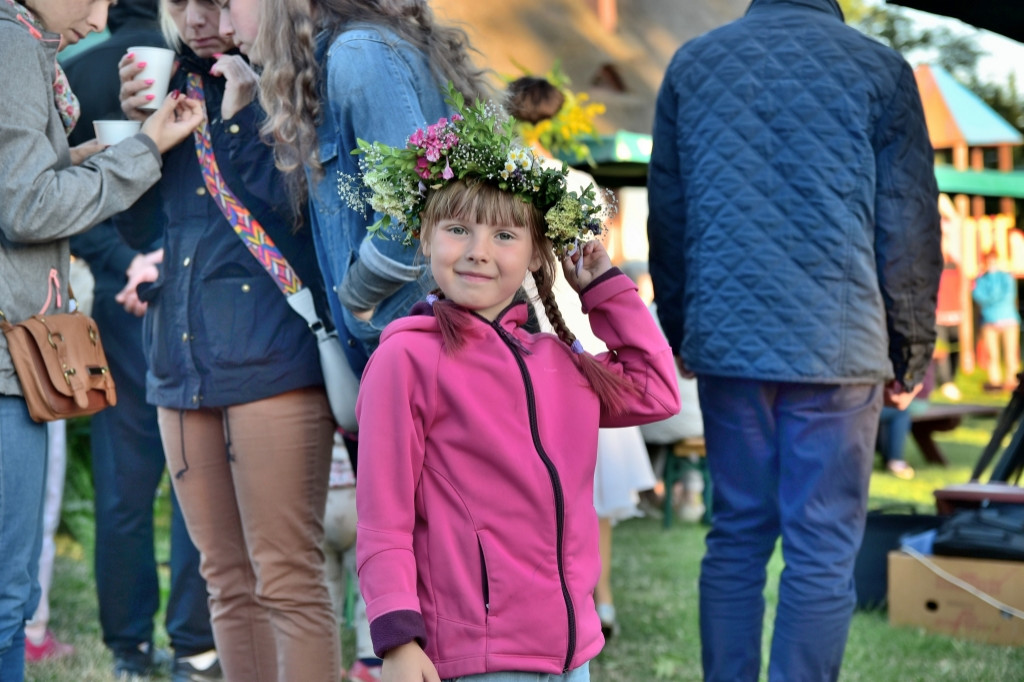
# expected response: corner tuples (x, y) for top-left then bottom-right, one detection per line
(697, 378), (880, 682)
(877, 405), (912, 464)
(90, 293), (213, 658)
(0, 396), (47, 682)
(443, 662), (590, 682)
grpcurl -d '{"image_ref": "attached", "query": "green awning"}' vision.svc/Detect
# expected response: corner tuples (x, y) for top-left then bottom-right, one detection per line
(559, 131), (653, 188)
(566, 133), (1024, 198)
(934, 166), (1024, 199)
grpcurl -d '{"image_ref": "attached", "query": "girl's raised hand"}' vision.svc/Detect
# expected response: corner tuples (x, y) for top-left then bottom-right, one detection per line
(140, 92), (205, 154)
(119, 51), (158, 121)
(561, 239), (613, 293)
(210, 53), (258, 120)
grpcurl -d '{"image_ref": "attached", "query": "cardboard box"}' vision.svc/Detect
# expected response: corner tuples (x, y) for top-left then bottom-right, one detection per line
(888, 551), (1024, 646)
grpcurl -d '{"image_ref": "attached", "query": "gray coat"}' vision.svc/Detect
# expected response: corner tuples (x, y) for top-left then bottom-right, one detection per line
(0, 2), (163, 397)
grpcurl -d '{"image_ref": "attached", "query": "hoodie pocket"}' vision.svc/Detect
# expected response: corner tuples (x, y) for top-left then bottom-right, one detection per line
(478, 536), (490, 615)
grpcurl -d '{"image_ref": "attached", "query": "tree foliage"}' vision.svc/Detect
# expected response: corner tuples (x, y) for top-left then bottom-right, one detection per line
(839, 0), (1024, 135)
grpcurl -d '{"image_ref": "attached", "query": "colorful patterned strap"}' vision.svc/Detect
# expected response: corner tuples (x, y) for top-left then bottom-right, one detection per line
(186, 73), (301, 295)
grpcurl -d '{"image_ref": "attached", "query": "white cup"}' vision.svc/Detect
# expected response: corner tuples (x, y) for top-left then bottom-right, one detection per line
(93, 119), (143, 146)
(128, 46), (176, 111)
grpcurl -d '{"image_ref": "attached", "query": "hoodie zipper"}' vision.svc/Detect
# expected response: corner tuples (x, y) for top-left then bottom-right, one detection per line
(492, 321), (577, 673)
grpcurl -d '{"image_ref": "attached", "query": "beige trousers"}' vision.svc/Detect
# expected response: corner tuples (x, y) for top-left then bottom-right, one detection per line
(158, 388), (339, 681)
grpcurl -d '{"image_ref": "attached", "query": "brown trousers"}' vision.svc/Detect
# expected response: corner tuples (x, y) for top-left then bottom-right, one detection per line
(159, 388), (340, 681)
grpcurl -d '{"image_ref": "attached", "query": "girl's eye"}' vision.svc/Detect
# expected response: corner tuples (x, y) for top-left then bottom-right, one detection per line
(496, 231), (516, 241)
(447, 225), (467, 235)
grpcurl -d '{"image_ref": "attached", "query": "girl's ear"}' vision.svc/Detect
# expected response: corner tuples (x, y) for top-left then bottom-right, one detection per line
(420, 231), (432, 259)
(528, 244), (543, 273)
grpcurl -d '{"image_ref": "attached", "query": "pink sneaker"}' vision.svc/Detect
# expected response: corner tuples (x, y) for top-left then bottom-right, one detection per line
(346, 660), (382, 682)
(25, 630), (74, 663)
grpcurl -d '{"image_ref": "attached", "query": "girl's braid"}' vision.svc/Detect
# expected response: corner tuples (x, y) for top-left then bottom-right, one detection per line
(533, 266), (642, 415)
(533, 266), (575, 349)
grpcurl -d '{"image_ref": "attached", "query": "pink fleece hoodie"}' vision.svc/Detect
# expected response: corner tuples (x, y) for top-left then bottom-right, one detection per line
(355, 271), (680, 679)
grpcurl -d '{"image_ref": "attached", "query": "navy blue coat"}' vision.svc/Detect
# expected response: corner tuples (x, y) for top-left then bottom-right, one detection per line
(116, 50), (327, 409)
(647, 0), (941, 389)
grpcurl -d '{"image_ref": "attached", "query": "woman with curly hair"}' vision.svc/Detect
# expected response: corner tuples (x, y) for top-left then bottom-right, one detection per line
(223, 0), (492, 376)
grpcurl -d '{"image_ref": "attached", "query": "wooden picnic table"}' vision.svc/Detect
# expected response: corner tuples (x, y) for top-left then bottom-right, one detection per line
(910, 402), (1003, 466)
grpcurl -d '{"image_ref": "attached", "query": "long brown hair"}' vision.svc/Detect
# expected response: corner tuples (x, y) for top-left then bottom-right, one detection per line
(420, 180), (641, 414)
(255, 0), (492, 205)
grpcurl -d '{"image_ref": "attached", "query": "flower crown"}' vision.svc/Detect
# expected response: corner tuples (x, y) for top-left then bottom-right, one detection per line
(338, 84), (613, 255)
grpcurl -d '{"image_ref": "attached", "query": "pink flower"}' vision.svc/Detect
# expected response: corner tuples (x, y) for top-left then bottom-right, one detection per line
(416, 157), (432, 179)
(442, 160), (454, 180)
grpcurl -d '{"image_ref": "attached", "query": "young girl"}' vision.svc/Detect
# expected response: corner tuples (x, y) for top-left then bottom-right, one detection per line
(349, 96), (681, 682)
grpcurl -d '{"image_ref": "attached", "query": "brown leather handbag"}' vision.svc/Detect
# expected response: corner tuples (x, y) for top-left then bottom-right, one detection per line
(0, 308), (117, 422)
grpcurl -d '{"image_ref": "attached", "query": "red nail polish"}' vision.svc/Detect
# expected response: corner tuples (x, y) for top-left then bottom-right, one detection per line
(145, 78), (155, 85)
(145, 94), (156, 101)
(170, 89), (180, 98)
(126, 51), (134, 59)
(137, 61), (147, 68)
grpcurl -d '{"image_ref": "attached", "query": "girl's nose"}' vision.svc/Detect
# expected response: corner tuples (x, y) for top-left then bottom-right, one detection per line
(218, 9), (233, 37)
(466, 236), (490, 262)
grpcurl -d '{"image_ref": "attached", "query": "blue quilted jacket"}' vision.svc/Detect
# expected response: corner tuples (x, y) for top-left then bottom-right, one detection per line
(647, 0), (941, 389)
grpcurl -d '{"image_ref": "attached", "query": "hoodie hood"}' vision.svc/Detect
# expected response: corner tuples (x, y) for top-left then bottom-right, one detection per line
(747, 0), (844, 21)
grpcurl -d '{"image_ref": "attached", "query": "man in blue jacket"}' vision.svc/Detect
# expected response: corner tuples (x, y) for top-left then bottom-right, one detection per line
(647, 0), (941, 680)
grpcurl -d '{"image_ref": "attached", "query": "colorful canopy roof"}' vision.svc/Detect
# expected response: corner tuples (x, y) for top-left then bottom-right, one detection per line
(914, 64), (1023, 149)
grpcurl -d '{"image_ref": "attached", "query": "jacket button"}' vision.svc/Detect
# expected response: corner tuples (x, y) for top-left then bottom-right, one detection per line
(241, 283), (251, 293)
(229, 124), (240, 134)
(191, 394), (199, 404)
(183, 257), (191, 267)
(196, 187), (206, 196)
(181, 332), (189, 342)
(347, 338), (356, 348)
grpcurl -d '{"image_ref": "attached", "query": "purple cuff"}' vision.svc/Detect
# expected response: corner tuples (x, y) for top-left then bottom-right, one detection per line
(369, 609), (427, 658)
(581, 266), (623, 295)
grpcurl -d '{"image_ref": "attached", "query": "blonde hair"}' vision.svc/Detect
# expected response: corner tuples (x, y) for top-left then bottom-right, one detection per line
(255, 0), (493, 205)
(158, 0), (221, 52)
(420, 180), (640, 414)
(158, 0), (182, 51)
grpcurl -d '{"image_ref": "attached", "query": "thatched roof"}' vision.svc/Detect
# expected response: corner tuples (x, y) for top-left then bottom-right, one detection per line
(433, 0), (750, 134)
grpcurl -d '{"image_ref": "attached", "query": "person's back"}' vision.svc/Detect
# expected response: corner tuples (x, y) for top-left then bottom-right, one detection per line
(647, 1), (941, 681)
(649, 0), (939, 388)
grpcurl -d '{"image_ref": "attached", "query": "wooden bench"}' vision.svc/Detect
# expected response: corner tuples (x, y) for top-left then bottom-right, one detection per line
(910, 403), (1003, 466)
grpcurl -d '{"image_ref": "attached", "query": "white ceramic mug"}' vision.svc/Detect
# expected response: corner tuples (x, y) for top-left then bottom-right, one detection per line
(128, 46), (176, 111)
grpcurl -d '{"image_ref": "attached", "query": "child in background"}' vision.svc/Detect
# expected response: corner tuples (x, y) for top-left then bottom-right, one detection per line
(349, 95), (680, 682)
(973, 251), (1021, 392)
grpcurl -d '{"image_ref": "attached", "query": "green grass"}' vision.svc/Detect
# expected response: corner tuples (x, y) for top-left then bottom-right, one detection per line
(27, 369), (1024, 681)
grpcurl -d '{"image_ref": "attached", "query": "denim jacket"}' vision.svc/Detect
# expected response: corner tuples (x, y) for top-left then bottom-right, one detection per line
(310, 24), (449, 374)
